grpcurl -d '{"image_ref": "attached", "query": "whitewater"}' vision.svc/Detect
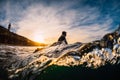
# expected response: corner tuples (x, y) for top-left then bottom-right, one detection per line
(0, 42), (120, 80)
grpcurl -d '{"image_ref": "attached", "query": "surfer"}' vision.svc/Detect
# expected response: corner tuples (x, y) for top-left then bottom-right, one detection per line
(50, 31), (68, 46)
(58, 31), (68, 44)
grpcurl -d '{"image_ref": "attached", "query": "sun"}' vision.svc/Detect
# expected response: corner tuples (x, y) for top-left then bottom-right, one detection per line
(33, 35), (45, 43)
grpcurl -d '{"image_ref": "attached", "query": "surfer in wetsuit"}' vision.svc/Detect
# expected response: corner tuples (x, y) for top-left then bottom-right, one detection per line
(50, 31), (68, 46)
(58, 31), (68, 44)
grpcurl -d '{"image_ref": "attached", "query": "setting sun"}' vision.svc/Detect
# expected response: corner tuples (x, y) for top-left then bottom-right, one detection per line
(33, 35), (45, 43)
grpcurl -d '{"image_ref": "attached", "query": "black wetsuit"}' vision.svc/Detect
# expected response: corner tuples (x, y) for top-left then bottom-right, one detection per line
(58, 35), (68, 44)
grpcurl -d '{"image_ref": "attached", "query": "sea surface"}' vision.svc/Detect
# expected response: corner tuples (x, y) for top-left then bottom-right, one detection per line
(0, 44), (120, 80)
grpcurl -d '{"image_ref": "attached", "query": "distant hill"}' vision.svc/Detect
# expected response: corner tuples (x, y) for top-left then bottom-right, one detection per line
(0, 25), (46, 46)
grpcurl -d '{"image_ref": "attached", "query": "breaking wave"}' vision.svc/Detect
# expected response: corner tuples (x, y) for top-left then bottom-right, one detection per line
(0, 42), (120, 80)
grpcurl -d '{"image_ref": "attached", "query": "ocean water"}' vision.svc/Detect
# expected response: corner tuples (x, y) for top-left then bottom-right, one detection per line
(0, 44), (120, 80)
(35, 64), (120, 80)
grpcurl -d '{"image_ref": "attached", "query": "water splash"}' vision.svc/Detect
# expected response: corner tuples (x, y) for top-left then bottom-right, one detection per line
(0, 43), (120, 80)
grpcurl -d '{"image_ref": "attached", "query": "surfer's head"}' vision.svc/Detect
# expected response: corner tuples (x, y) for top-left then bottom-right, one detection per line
(62, 31), (67, 36)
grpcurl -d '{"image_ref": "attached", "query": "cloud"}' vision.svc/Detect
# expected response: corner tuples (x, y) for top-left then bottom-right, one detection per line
(0, 0), (115, 44)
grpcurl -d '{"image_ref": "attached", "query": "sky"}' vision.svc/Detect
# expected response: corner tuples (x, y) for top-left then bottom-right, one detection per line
(0, 0), (120, 44)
